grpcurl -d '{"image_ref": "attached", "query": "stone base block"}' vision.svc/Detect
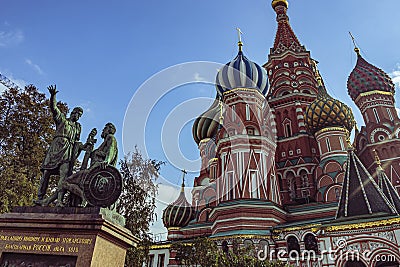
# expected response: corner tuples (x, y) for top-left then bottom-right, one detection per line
(0, 206), (138, 267)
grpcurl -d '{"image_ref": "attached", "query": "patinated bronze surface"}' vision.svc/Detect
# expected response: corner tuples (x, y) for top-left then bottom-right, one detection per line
(34, 87), (122, 208)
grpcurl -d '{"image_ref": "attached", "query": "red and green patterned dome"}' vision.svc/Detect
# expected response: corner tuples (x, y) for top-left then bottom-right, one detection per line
(347, 48), (395, 101)
(305, 79), (355, 134)
(162, 182), (194, 229)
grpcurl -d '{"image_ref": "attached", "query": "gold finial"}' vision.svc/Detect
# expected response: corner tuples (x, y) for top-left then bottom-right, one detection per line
(345, 129), (353, 150)
(219, 98), (224, 125)
(272, 0), (288, 9)
(354, 121), (359, 132)
(236, 28), (243, 52)
(372, 149), (382, 169)
(311, 59), (323, 87)
(181, 169), (187, 192)
(349, 32), (361, 56)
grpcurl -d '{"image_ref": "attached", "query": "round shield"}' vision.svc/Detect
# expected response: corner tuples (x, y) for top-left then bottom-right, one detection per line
(82, 165), (122, 207)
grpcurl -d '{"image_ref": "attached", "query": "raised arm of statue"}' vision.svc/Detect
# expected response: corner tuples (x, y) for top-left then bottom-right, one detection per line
(47, 84), (63, 124)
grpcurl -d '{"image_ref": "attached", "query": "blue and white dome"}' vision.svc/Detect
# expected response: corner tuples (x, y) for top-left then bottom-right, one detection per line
(216, 49), (268, 96)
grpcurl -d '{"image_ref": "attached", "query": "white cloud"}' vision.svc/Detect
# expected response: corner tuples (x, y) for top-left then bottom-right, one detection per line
(194, 72), (205, 82)
(25, 59), (44, 75)
(0, 83), (7, 93)
(389, 64), (400, 88)
(0, 29), (24, 47)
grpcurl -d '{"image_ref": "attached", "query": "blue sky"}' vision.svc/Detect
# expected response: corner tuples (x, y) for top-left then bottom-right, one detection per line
(1, 0), (400, 237)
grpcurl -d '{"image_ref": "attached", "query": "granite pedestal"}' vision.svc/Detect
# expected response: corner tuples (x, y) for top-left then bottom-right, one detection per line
(0, 206), (139, 267)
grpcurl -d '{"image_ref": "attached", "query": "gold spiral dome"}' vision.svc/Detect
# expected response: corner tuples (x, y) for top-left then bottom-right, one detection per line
(305, 82), (354, 134)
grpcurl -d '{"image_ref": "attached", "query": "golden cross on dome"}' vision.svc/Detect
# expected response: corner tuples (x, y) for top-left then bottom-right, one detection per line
(236, 27), (243, 51)
(181, 169), (187, 183)
(349, 31), (360, 56)
(236, 27), (243, 42)
(180, 169), (187, 192)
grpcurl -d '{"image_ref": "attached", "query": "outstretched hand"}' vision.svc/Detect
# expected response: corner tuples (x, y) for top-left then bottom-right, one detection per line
(48, 85), (58, 96)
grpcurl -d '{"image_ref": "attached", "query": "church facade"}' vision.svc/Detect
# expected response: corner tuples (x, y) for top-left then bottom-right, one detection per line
(150, 1), (400, 266)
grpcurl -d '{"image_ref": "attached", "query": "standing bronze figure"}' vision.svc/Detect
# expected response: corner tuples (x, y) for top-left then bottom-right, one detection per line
(35, 85), (83, 206)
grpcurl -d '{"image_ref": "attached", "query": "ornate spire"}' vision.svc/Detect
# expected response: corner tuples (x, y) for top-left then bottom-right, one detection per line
(271, 0), (305, 55)
(349, 32), (361, 57)
(236, 27), (243, 52)
(374, 150), (400, 213)
(336, 146), (396, 220)
(180, 169), (187, 192)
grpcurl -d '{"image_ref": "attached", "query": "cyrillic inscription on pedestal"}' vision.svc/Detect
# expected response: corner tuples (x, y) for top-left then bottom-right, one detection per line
(1, 253), (77, 267)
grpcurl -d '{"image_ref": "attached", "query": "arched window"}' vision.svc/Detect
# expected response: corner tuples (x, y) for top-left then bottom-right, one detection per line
(286, 172), (296, 200)
(246, 104), (250, 120)
(300, 170), (309, 187)
(335, 188), (340, 201)
(283, 119), (292, 137)
(232, 105), (236, 121)
(287, 236), (300, 256)
(373, 108), (380, 123)
(387, 108), (394, 121)
(326, 138), (331, 152)
(304, 233), (318, 253)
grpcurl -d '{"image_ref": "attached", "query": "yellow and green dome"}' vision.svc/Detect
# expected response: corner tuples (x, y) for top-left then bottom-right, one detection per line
(305, 80), (354, 134)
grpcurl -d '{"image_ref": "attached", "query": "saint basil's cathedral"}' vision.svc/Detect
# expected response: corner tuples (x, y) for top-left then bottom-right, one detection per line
(150, 1), (400, 266)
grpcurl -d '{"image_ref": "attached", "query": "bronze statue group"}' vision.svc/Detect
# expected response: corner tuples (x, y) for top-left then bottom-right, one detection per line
(34, 85), (122, 208)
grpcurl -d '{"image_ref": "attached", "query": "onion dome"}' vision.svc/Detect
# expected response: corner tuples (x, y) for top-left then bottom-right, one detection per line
(162, 177), (194, 228)
(305, 76), (355, 134)
(216, 43), (268, 96)
(192, 98), (220, 145)
(347, 48), (395, 101)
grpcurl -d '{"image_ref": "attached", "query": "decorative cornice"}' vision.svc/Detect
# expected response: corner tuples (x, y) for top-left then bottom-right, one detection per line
(315, 127), (347, 136)
(210, 234), (271, 240)
(354, 90), (393, 103)
(274, 223), (321, 233)
(149, 243), (172, 250)
(325, 217), (400, 232)
(223, 87), (264, 98)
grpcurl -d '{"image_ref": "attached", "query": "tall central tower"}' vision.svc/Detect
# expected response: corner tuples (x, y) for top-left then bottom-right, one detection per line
(263, 0), (320, 204)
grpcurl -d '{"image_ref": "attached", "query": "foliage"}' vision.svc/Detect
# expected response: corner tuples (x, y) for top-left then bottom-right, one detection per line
(117, 147), (164, 267)
(0, 85), (67, 213)
(173, 237), (220, 267)
(172, 237), (291, 267)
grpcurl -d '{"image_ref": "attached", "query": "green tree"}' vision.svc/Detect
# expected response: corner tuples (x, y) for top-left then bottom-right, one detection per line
(0, 85), (67, 213)
(117, 147), (164, 267)
(172, 237), (290, 267)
